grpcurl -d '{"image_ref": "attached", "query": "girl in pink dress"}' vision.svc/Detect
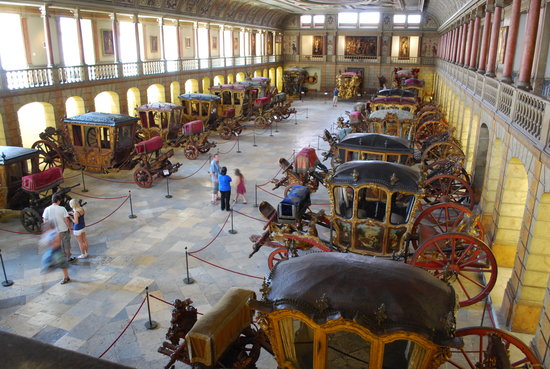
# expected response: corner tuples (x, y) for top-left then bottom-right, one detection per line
(234, 168), (247, 204)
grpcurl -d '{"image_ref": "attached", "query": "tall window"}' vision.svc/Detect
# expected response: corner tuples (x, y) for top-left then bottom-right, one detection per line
(300, 15), (312, 28)
(239, 31), (245, 56)
(163, 25), (178, 60)
(81, 19), (95, 64)
(393, 14), (407, 24)
(359, 12), (380, 27)
(223, 30), (232, 57)
(119, 21), (138, 62)
(408, 15), (422, 24)
(0, 13), (27, 70)
(313, 15), (325, 28)
(59, 17), (80, 66)
(197, 27), (209, 59)
(338, 12), (358, 28)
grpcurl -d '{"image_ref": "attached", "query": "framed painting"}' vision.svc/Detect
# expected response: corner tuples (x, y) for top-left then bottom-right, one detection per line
(185, 37), (191, 48)
(234, 36), (239, 53)
(344, 36), (377, 57)
(101, 30), (114, 55)
(151, 36), (158, 53)
(312, 35), (323, 56)
(497, 26), (508, 64)
(212, 36), (217, 50)
(399, 36), (410, 58)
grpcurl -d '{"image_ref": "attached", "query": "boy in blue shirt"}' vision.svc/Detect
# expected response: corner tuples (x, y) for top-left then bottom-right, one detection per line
(218, 166), (232, 211)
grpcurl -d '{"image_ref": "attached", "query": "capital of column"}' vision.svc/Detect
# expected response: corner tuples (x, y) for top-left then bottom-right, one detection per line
(109, 13), (118, 22)
(157, 17), (165, 26)
(71, 8), (81, 19)
(40, 5), (49, 18)
(133, 14), (140, 24)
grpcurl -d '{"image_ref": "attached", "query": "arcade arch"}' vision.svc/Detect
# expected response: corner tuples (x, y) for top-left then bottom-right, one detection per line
(202, 77), (211, 93)
(236, 72), (245, 82)
(276, 66), (283, 92)
(170, 82), (180, 104)
(0, 115), (5, 145)
(227, 73), (234, 84)
(65, 96), (85, 118)
(472, 123), (490, 203)
(460, 106), (471, 150)
(269, 68), (276, 87)
(482, 138), (503, 218)
(185, 79), (199, 93)
(94, 91), (120, 114)
(127, 88), (141, 116)
(465, 114), (479, 173)
(147, 84), (166, 103)
(213, 75), (225, 86)
(17, 102), (55, 148)
(254, 70), (262, 77)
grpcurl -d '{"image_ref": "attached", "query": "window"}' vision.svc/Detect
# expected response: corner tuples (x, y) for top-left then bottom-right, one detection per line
(408, 14), (421, 24)
(81, 19), (95, 65)
(119, 22), (138, 63)
(334, 186), (354, 219)
(164, 25), (178, 60)
(338, 12), (357, 27)
(359, 12), (380, 27)
(393, 14), (406, 24)
(313, 15), (325, 28)
(59, 17), (80, 66)
(223, 30), (232, 57)
(0, 13), (27, 70)
(300, 15), (312, 28)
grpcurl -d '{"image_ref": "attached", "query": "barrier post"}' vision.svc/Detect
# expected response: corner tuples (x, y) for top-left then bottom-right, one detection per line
(165, 176), (172, 199)
(144, 286), (158, 329)
(306, 107), (309, 119)
(294, 112), (298, 125)
(253, 129), (257, 147)
(81, 170), (88, 193)
(254, 184), (258, 207)
(275, 119), (279, 133)
(0, 250), (13, 287)
(228, 209), (237, 234)
(269, 122), (273, 137)
(128, 190), (137, 219)
(183, 247), (194, 284)
(236, 133), (242, 154)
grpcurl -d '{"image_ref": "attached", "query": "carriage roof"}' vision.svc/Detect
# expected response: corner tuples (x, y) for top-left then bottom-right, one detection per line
(284, 67), (307, 74)
(136, 102), (184, 111)
(237, 80), (266, 88)
(0, 146), (39, 165)
(340, 71), (360, 76)
(266, 252), (460, 347)
(338, 133), (412, 153)
(370, 96), (418, 105)
(376, 88), (415, 97)
(403, 78), (424, 87)
(63, 112), (139, 126)
(210, 84), (247, 91)
(178, 93), (221, 101)
(368, 108), (415, 120)
(330, 160), (420, 192)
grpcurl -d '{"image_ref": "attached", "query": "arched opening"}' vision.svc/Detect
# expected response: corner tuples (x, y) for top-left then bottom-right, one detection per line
(65, 96), (85, 118)
(269, 68), (276, 87)
(276, 66), (283, 92)
(185, 79), (199, 93)
(481, 138), (503, 225)
(170, 82), (180, 104)
(494, 157), (528, 268)
(213, 75), (225, 86)
(127, 88), (141, 116)
(262, 68), (268, 78)
(94, 91), (120, 114)
(17, 102), (56, 148)
(202, 77), (211, 93)
(147, 84), (166, 103)
(472, 123), (490, 203)
(465, 114), (479, 173)
(254, 70), (262, 77)
(236, 72), (245, 82)
(226, 73), (234, 84)
(460, 106), (471, 150)
(454, 101), (463, 140)
(0, 114), (6, 145)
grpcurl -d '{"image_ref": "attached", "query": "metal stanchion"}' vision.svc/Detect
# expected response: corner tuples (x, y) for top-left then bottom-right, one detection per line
(236, 133), (241, 153)
(228, 209), (237, 234)
(144, 286), (158, 329)
(81, 170), (88, 192)
(275, 119), (279, 133)
(253, 129), (257, 147)
(128, 190), (137, 219)
(269, 122), (273, 137)
(165, 176), (172, 199)
(306, 107), (309, 119)
(0, 250), (13, 287)
(183, 247), (194, 284)
(254, 184), (258, 207)
(294, 112), (298, 125)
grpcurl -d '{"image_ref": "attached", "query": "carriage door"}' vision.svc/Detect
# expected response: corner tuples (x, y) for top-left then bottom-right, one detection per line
(98, 126), (113, 169)
(84, 125), (102, 171)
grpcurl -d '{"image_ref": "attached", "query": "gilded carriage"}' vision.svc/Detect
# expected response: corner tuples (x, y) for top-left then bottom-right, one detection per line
(366, 109), (417, 138)
(336, 71), (362, 99)
(210, 83), (253, 119)
(136, 102), (184, 142)
(402, 78), (425, 100)
(283, 67), (307, 98)
(158, 251), (542, 369)
(270, 93), (296, 122)
(178, 93), (223, 130)
(369, 96), (418, 113)
(0, 146), (40, 210)
(375, 88), (416, 98)
(393, 68), (419, 88)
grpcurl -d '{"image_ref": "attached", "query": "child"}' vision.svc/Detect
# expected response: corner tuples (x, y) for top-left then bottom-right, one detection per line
(234, 168), (247, 204)
(40, 222), (70, 284)
(218, 166), (232, 211)
(69, 199), (89, 259)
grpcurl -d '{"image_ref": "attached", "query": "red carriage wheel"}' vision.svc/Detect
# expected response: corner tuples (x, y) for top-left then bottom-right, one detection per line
(448, 327), (542, 368)
(21, 207), (42, 233)
(268, 248), (289, 270)
(415, 120), (449, 144)
(410, 232), (497, 307)
(411, 203), (484, 250)
(219, 126), (232, 140)
(421, 141), (465, 167)
(134, 167), (153, 188)
(183, 144), (199, 160)
(32, 140), (65, 171)
(424, 174), (474, 209)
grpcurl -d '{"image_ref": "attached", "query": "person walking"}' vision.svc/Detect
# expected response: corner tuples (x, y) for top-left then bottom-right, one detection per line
(218, 166), (232, 211)
(40, 222), (70, 284)
(332, 87), (339, 107)
(69, 199), (89, 259)
(209, 153), (221, 204)
(43, 194), (75, 262)
(234, 168), (247, 204)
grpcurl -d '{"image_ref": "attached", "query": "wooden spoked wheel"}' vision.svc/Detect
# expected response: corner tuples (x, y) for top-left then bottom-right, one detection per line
(32, 140), (64, 171)
(424, 174), (474, 209)
(134, 167), (153, 188)
(183, 144), (199, 160)
(421, 141), (465, 167)
(411, 203), (484, 250)
(20, 207), (42, 233)
(254, 115), (270, 129)
(219, 126), (233, 140)
(415, 120), (449, 144)
(268, 248), (289, 270)
(448, 327), (542, 368)
(410, 232), (497, 307)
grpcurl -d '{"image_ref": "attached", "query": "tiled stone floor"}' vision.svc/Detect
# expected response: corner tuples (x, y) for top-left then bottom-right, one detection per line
(0, 98), (534, 368)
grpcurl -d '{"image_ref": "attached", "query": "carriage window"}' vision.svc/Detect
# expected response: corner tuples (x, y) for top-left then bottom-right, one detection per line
(333, 186), (354, 219)
(338, 149), (346, 163)
(327, 331), (371, 368)
(182, 101), (189, 115)
(346, 151), (358, 162)
(222, 91), (232, 104)
(100, 127), (110, 149)
(72, 125), (83, 146)
(85, 127), (98, 147)
(243, 92), (249, 104)
(118, 126), (132, 147)
(399, 155), (409, 165)
(357, 187), (386, 221)
(363, 153), (382, 161)
(201, 103), (209, 117)
(387, 154), (399, 163)
(191, 102), (199, 115)
(383, 340), (427, 369)
(390, 192), (414, 225)
(278, 318), (314, 369)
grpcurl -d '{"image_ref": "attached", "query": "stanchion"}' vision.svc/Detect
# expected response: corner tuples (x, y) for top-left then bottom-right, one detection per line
(275, 119), (279, 133)
(269, 123), (273, 137)
(317, 136), (320, 150)
(0, 250), (13, 287)
(254, 184), (258, 207)
(294, 112), (298, 125)
(253, 129), (257, 147)
(228, 209), (237, 234)
(236, 133), (241, 153)
(165, 176), (172, 199)
(81, 170), (88, 193)
(306, 107), (309, 119)
(144, 286), (158, 329)
(128, 190), (137, 219)
(183, 247), (194, 284)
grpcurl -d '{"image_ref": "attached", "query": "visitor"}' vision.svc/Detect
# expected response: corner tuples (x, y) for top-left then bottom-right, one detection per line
(69, 199), (88, 259)
(218, 166), (232, 212)
(333, 87), (339, 107)
(209, 153), (220, 204)
(42, 194), (75, 262)
(234, 168), (247, 204)
(40, 222), (70, 284)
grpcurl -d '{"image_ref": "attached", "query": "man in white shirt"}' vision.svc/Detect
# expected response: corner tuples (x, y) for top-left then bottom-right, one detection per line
(43, 194), (75, 262)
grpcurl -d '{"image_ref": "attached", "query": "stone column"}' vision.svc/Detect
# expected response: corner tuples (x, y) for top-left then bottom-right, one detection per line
(501, 0), (521, 83)
(110, 13), (121, 64)
(517, 0), (542, 90)
(531, 3), (550, 94)
(469, 11), (482, 70)
(458, 22), (466, 65)
(159, 17), (166, 61)
(486, 2), (503, 76)
(464, 15), (474, 68)
(40, 5), (55, 67)
(193, 23), (199, 59)
(451, 27), (458, 62)
(176, 21), (182, 60)
(477, 7), (492, 73)
(134, 15), (143, 75)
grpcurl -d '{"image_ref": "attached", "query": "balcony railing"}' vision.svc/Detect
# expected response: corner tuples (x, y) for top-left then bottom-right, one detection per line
(0, 55), (283, 91)
(281, 54), (435, 65)
(437, 59), (550, 153)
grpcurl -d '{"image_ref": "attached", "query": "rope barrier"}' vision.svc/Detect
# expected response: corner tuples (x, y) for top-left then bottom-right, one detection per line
(149, 294), (175, 306)
(170, 157), (209, 180)
(72, 192), (128, 200)
(189, 253), (263, 280)
(63, 172), (81, 180)
(98, 296), (146, 358)
(84, 173), (135, 184)
(257, 186), (284, 199)
(217, 140), (238, 155)
(233, 209), (266, 223)
(0, 227), (40, 235)
(87, 196), (129, 227)
(188, 212), (230, 255)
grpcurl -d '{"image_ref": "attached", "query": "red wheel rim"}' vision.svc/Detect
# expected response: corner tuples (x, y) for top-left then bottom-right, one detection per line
(134, 168), (153, 188)
(32, 140), (65, 171)
(422, 141), (464, 167)
(268, 248), (288, 270)
(411, 232), (497, 307)
(424, 174), (475, 209)
(448, 327), (541, 368)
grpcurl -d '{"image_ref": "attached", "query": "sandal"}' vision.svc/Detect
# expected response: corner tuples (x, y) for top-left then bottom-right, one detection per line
(61, 277), (70, 285)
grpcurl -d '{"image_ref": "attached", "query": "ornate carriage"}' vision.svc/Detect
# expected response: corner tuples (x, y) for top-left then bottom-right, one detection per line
(283, 67), (307, 98)
(178, 93), (222, 130)
(369, 96), (418, 113)
(402, 78), (425, 101)
(210, 83), (252, 118)
(0, 146), (40, 210)
(375, 88), (416, 98)
(336, 71), (362, 99)
(366, 109), (417, 138)
(136, 102), (184, 142)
